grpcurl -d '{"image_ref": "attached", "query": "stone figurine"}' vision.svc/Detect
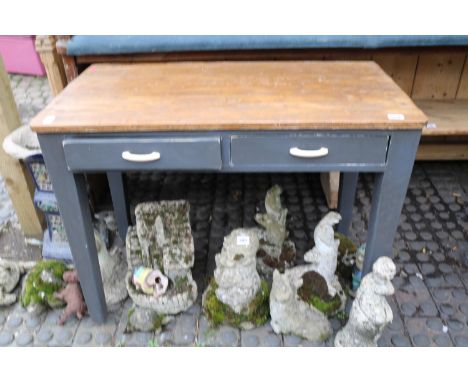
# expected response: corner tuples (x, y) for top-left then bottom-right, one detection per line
(54, 270), (87, 325)
(202, 228), (269, 328)
(254, 185), (296, 276)
(334, 256), (396, 347)
(94, 211), (128, 306)
(125, 201), (197, 332)
(270, 268), (332, 341)
(214, 229), (261, 313)
(304, 211), (342, 296)
(0, 259), (37, 306)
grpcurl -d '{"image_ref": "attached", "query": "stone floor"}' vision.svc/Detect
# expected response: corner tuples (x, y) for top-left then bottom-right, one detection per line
(0, 75), (466, 347)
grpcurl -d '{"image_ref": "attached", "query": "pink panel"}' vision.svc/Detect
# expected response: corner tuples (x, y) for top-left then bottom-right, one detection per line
(0, 35), (46, 76)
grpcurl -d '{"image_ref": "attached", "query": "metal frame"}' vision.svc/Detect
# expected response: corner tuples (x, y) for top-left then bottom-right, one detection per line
(38, 129), (421, 323)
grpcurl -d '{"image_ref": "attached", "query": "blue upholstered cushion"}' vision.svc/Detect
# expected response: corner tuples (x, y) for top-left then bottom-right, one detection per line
(67, 35), (468, 56)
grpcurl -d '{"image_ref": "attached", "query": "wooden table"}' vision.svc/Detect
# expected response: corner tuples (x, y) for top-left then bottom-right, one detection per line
(31, 61), (427, 323)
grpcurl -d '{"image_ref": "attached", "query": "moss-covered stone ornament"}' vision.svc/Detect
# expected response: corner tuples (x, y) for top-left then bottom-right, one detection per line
(20, 260), (68, 312)
(254, 185), (296, 276)
(297, 270), (342, 316)
(125, 201), (197, 332)
(203, 229), (270, 329)
(270, 267), (332, 341)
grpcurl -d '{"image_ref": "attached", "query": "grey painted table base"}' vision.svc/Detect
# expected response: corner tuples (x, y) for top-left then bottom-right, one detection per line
(38, 129), (420, 323)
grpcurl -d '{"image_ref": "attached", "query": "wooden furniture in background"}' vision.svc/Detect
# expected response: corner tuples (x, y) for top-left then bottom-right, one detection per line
(37, 38), (468, 209)
(0, 57), (44, 238)
(35, 35), (67, 96)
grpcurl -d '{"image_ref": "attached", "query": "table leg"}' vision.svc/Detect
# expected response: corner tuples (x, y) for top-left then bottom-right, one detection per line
(107, 171), (129, 240)
(363, 130), (421, 276)
(337, 172), (358, 235)
(38, 135), (107, 323)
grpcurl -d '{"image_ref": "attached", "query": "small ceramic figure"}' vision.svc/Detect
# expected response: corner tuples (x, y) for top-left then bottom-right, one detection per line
(334, 256), (396, 347)
(304, 211), (342, 296)
(132, 266), (169, 297)
(54, 270), (87, 325)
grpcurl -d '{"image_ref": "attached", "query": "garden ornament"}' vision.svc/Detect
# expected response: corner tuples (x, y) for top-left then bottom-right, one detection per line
(54, 270), (87, 325)
(0, 258), (36, 306)
(304, 211), (342, 296)
(132, 266), (169, 297)
(334, 256), (396, 347)
(254, 185), (296, 276)
(270, 268), (332, 341)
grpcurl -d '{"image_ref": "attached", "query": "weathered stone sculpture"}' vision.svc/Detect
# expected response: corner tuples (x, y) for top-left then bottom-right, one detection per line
(0, 260), (21, 306)
(270, 268), (332, 341)
(126, 201), (197, 332)
(0, 259), (36, 306)
(96, 232), (128, 306)
(203, 229), (269, 329)
(214, 229), (261, 312)
(254, 185), (296, 275)
(304, 211), (342, 296)
(334, 256), (396, 347)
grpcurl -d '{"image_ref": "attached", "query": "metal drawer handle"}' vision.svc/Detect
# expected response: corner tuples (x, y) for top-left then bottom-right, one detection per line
(122, 151), (161, 162)
(289, 147), (329, 158)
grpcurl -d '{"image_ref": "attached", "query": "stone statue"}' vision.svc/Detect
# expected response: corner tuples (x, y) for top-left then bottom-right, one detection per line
(270, 268), (332, 342)
(334, 256), (396, 347)
(0, 258), (36, 306)
(126, 200), (197, 332)
(254, 185), (296, 276)
(255, 185), (288, 247)
(214, 229), (261, 313)
(304, 211), (342, 296)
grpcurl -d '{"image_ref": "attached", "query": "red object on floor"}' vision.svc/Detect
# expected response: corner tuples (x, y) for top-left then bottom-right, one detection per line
(0, 35), (45, 76)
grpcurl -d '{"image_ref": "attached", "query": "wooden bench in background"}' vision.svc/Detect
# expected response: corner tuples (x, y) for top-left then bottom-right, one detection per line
(36, 36), (468, 208)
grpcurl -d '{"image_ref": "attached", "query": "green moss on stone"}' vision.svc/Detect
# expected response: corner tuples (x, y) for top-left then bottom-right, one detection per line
(203, 279), (270, 328)
(297, 270), (341, 317)
(20, 260), (68, 309)
(152, 314), (165, 331)
(306, 294), (341, 316)
(335, 232), (357, 256)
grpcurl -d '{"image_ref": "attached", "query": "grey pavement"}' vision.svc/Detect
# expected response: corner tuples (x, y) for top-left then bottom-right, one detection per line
(0, 74), (466, 346)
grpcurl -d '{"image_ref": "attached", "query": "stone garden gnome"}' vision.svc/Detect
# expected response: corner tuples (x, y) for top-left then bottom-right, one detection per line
(254, 185), (296, 276)
(334, 256), (396, 347)
(304, 211), (342, 296)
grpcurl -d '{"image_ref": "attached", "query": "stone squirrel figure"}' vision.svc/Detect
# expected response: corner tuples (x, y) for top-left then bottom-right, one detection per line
(334, 256), (396, 347)
(270, 269), (332, 341)
(54, 270), (87, 325)
(304, 211), (342, 296)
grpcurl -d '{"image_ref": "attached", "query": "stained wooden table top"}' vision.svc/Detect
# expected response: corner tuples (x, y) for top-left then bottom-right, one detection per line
(31, 61), (427, 134)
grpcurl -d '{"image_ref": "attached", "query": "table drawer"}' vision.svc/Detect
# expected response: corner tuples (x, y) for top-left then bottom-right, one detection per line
(230, 134), (389, 169)
(63, 137), (222, 171)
